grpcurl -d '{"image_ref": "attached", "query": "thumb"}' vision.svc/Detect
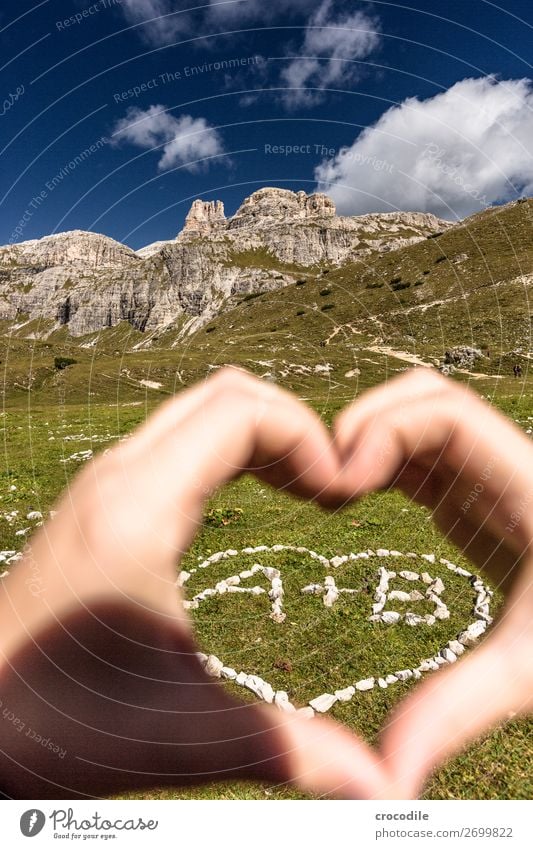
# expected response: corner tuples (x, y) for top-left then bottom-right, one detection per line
(378, 593), (533, 798)
(272, 709), (392, 799)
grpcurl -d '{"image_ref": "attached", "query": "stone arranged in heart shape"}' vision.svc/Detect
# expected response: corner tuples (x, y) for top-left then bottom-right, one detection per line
(178, 546), (492, 717)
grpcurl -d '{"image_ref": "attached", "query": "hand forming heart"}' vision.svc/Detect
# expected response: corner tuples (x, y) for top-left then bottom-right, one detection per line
(0, 367), (532, 799)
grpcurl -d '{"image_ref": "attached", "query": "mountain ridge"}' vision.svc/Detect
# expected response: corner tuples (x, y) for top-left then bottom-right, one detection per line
(0, 187), (449, 338)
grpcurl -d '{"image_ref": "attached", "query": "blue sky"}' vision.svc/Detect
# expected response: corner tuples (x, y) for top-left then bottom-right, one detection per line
(1, 0), (533, 249)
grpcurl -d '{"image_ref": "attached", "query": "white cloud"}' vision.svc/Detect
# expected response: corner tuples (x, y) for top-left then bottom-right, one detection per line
(111, 105), (225, 171)
(121, 0), (316, 46)
(315, 76), (533, 219)
(120, 0), (191, 45)
(207, 0), (315, 23)
(281, 1), (381, 108)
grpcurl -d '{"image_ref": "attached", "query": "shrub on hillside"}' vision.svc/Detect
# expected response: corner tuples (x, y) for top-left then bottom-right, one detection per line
(54, 356), (77, 370)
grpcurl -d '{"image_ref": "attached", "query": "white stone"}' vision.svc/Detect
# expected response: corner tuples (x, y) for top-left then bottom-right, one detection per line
(177, 571), (190, 587)
(226, 575), (241, 586)
(301, 583), (323, 594)
(297, 707), (315, 719)
(395, 669), (413, 681)
(274, 691), (296, 712)
(26, 510), (43, 520)
(409, 590), (425, 601)
(421, 553), (436, 563)
(385, 674), (398, 684)
(376, 549), (389, 557)
(270, 577), (283, 597)
(388, 590), (411, 602)
(205, 655), (223, 677)
(355, 677), (375, 691)
(399, 570), (420, 581)
(335, 686), (355, 702)
(244, 674), (266, 697)
(381, 611), (401, 624)
(324, 588), (339, 608)
(260, 682), (275, 703)
(421, 572), (433, 584)
(221, 667), (237, 680)
(309, 693), (338, 713)
(448, 639), (465, 656)
(459, 620), (487, 645)
(377, 678), (388, 688)
(429, 577), (445, 595)
(331, 556), (347, 568)
(441, 648), (457, 663)
(405, 613), (426, 626)
(270, 599), (286, 623)
(195, 652), (208, 664)
(235, 671), (247, 685)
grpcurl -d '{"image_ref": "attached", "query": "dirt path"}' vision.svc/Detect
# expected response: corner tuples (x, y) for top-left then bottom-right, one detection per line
(365, 345), (433, 367)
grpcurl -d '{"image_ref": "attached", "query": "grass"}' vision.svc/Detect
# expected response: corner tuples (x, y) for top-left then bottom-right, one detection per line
(1, 199), (533, 799)
(0, 369), (532, 800)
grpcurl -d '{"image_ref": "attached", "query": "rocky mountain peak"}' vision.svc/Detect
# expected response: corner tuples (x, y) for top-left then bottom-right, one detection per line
(228, 187), (336, 230)
(0, 229), (138, 270)
(181, 199), (226, 236)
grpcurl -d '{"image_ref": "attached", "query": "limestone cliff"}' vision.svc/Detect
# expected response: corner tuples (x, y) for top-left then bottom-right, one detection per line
(0, 188), (449, 339)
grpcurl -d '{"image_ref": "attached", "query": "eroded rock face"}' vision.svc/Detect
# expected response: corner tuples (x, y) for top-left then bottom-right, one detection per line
(0, 189), (450, 339)
(227, 188), (335, 229)
(182, 199), (226, 236)
(0, 230), (138, 269)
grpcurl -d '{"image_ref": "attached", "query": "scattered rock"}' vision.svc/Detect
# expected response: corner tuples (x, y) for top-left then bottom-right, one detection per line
(355, 677), (375, 691)
(309, 693), (338, 713)
(205, 655), (223, 677)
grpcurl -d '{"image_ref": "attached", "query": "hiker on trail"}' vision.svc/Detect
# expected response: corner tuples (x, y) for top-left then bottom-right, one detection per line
(1, 368), (532, 800)
(513, 363), (523, 378)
